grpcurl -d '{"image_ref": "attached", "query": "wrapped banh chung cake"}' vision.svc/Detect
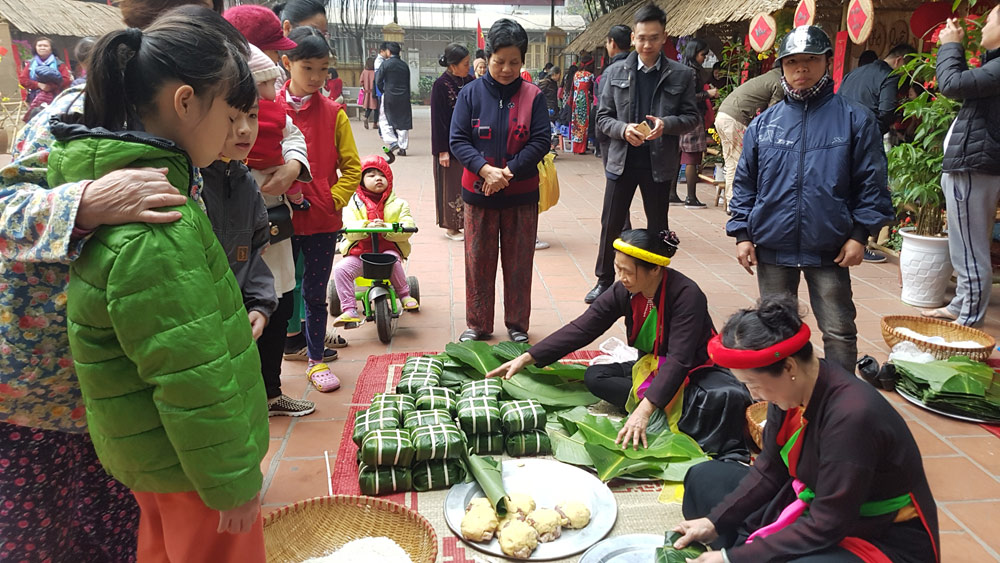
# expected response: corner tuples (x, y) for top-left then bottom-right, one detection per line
(459, 379), (502, 400)
(457, 396), (501, 435)
(506, 429), (552, 457)
(411, 422), (465, 461)
(359, 428), (414, 467)
(411, 459), (467, 491)
(401, 356), (443, 377)
(358, 463), (412, 495)
(352, 405), (400, 445)
(370, 393), (416, 419)
(468, 432), (505, 455)
(403, 408), (453, 429)
(414, 386), (458, 416)
(500, 400), (547, 433)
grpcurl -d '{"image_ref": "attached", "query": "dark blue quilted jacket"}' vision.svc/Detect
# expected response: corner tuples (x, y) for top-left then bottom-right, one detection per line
(726, 81), (893, 267)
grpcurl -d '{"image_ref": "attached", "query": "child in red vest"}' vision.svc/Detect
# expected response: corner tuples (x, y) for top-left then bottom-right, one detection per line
(278, 27), (361, 392)
(332, 155), (418, 327)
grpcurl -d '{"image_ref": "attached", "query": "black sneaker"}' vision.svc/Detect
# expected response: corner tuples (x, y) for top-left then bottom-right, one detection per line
(684, 198), (707, 209)
(669, 195), (685, 206)
(268, 394), (316, 417)
(863, 249), (887, 263)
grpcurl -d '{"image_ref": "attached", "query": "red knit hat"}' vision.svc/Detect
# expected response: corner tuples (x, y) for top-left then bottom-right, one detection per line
(224, 5), (297, 52)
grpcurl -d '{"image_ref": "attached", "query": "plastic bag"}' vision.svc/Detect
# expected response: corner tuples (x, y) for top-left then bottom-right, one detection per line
(887, 341), (936, 364)
(589, 337), (639, 366)
(537, 151), (560, 213)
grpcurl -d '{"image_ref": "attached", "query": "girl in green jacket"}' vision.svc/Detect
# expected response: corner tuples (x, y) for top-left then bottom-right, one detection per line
(47, 7), (270, 562)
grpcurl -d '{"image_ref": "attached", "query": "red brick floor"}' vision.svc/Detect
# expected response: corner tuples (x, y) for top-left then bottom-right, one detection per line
(261, 108), (1000, 560)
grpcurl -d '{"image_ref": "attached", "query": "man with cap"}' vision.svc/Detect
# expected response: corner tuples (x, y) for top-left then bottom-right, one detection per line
(726, 25), (893, 374)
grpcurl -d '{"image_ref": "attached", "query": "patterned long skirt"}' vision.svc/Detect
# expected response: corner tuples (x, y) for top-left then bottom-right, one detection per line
(433, 157), (464, 231)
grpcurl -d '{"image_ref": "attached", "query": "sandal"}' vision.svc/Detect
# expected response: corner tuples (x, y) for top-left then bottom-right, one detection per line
(508, 329), (529, 344)
(307, 363), (341, 392)
(325, 328), (350, 346)
(920, 307), (957, 321)
(332, 311), (361, 329)
(459, 329), (488, 342)
(402, 297), (419, 311)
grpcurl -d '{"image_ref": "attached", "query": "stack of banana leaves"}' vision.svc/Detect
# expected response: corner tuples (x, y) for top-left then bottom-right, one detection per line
(429, 341), (711, 481)
(894, 357), (1000, 421)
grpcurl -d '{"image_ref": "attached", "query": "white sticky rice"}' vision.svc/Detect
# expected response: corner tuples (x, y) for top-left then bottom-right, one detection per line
(300, 536), (413, 563)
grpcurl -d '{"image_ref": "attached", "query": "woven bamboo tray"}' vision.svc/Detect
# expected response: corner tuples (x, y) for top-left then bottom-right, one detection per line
(746, 402), (768, 450)
(262, 495), (438, 563)
(880, 315), (995, 362)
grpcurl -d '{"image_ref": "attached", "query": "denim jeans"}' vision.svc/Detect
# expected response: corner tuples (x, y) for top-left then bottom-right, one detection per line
(756, 263), (858, 373)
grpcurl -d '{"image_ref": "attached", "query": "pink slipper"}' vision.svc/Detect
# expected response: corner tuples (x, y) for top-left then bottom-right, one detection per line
(402, 297), (419, 311)
(307, 363), (341, 392)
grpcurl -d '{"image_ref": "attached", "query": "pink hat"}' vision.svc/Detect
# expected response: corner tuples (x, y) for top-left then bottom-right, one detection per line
(224, 5), (297, 52)
(248, 44), (280, 84)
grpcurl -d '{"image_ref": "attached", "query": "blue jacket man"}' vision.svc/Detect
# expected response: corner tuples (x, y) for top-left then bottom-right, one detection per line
(727, 26), (893, 373)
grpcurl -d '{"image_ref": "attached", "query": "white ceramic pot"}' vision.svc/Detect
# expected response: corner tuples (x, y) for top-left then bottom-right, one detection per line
(714, 164), (725, 182)
(899, 227), (952, 307)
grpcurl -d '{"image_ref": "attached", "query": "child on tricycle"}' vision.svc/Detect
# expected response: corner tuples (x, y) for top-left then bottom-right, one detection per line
(332, 155), (418, 327)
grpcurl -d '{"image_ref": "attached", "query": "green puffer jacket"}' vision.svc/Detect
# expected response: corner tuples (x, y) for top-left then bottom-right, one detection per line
(48, 123), (268, 511)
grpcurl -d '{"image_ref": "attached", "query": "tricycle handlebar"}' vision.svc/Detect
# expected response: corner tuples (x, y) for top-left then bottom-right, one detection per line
(336, 223), (418, 235)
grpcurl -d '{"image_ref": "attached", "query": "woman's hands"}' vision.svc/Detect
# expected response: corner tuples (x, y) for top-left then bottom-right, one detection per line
(217, 493), (260, 534)
(672, 518), (719, 551)
(258, 160), (304, 196)
(485, 352), (535, 380)
(248, 311), (267, 341)
(76, 167), (187, 231)
(479, 164), (513, 196)
(439, 152), (450, 167)
(939, 18), (964, 45)
(615, 398), (656, 450)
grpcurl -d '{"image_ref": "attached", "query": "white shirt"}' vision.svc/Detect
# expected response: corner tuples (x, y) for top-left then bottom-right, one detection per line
(638, 55), (662, 74)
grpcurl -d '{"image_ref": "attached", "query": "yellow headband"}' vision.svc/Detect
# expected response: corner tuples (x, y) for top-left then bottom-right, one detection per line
(613, 238), (671, 267)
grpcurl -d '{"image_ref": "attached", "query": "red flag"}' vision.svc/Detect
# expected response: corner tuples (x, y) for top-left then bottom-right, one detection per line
(476, 20), (485, 50)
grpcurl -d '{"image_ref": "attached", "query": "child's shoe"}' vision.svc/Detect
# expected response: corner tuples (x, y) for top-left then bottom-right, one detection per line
(402, 297), (419, 311)
(307, 362), (341, 392)
(333, 309), (362, 328)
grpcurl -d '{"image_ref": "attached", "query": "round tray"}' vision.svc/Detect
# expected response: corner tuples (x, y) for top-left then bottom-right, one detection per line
(263, 495), (438, 563)
(897, 386), (1000, 425)
(444, 458), (617, 560)
(578, 534), (663, 563)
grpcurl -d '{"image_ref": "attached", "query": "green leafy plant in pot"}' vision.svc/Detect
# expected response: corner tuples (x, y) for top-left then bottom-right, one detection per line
(888, 42), (962, 307)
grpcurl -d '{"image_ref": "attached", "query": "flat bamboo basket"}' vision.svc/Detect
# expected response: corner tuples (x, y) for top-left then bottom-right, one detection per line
(880, 315), (995, 362)
(746, 402), (768, 450)
(262, 495), (438, 563)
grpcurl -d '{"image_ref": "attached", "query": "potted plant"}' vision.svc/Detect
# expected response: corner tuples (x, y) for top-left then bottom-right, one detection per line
(888, 46), (962, 307)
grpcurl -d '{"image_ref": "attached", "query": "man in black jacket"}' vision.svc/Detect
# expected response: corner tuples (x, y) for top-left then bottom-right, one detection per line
(585, 4), (700, 303)
(595, 24), (632, 166)
(376, 41), (413, 155)
(837, 43), (915, 136)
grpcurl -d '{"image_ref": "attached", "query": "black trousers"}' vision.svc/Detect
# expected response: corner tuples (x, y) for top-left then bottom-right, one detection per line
(583, 362), (752, 461)
(594, 166), (670, 284)
(259, 290), (294, 399)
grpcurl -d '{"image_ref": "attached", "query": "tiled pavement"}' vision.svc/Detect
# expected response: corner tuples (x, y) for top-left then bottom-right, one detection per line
(260, 108), (1000, 561)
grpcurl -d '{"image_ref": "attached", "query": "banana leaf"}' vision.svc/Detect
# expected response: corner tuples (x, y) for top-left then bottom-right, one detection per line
(492, 341), (532, 361)
(445, 341), (503, 375)
(370, 393), (416, 419)
(895, 357), (1000, 420)
(575, 414), (705, 461)
(463, 453), (508, 517)
(429, 352), (464, 370)
(403, 408), (454, 429)
(655, 531), (707, 562)
(411, 422), (466, 461)
(502, 372), (600, 407)
(440, 368), (479, 389)
(547, 425), (594, 466)
(395, 373), (441, 396)
(352, 406), (401, 445)
(412, 459), (468, 492)
(526, 361), (588, 381)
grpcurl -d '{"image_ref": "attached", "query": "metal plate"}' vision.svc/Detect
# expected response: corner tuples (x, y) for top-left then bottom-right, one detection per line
(897, 387), (1000, 424)
(444, 458), (617, 560)
(578, 534), (663, 563)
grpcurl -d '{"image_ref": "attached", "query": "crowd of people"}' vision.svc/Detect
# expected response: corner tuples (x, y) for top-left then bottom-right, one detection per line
(6, 0), (999, 559)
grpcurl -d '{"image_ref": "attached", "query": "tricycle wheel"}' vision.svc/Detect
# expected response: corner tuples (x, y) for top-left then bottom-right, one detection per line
(374, 294), (393, 344)
(407, 275), (420, 303)
(327, 277), (341, 317)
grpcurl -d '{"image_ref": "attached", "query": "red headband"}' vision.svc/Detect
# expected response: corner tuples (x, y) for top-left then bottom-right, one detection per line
(707, 323), (812, 369)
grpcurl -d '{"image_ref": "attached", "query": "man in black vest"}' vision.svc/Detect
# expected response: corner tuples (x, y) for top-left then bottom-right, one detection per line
(585, 3), (700, 303)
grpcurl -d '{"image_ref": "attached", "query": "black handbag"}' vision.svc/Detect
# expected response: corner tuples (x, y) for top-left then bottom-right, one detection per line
(266, 202), (293, 245)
